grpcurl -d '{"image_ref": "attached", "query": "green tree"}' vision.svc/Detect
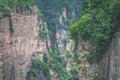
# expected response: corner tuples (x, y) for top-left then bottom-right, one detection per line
(69, 0), (120, 63)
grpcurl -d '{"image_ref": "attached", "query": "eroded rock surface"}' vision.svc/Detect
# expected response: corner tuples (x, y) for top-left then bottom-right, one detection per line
(0, 8), (47, 80)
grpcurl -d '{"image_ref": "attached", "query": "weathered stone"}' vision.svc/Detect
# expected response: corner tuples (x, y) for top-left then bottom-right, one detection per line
(0, 56), (2, 60)
(0, 53), (2, 56)
(0, 7), (47, 80)
(0, 61), (3, 67)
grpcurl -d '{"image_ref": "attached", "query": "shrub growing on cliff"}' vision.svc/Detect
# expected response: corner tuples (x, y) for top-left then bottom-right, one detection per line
(69, 66), (79, 80)
(36, 0), (82, 49)
(0, 0), (35, 18)
(27, 59), (50, 80)
(9, 27), (14, 33)
(69, 0), (120, 63)
(48, 49), (71, 80)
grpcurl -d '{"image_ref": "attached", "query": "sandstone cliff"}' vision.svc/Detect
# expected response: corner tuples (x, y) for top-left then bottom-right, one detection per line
(0, 6), (77, 80)
(76, 32), (120, 80)
(0, 6), (47, 80)
(98, 32), (120, 80)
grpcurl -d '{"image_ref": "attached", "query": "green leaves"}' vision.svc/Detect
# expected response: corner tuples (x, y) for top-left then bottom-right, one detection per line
(27, 59), (51, 80)
(69, 66), (79, 80)
(69, 0), (120, 63)
(69, 14), (92, 40)
(48, 50), (70, 80)
(0, 0), (35, 18)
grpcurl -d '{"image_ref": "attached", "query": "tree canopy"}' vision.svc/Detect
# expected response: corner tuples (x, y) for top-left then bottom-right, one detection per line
(69, 0), (120, 63)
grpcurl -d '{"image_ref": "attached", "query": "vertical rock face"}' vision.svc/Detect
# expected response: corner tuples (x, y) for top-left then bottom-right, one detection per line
(10, 12), (38, 80)
(0, 8), (47, 80)
(0, 17), (12, 80)
(108, 34), (120, 80)
(77, 40), (97, 80)
(0, 17), (9, 80)
(0, 53), (2, 80)
(0, 6), (77, 80)
(76, 32), (120, 80)
(98, 32), (120, 80)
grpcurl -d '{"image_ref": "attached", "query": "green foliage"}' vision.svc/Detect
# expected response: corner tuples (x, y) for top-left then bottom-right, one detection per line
(69, 66), (79, 80)
(48, 49), (71, 80)
(73, 53), (79, 63)
(36, 58), (50, 79)
(39, 26), (52, 40)
(69, 15), (92, 40)
(9, 27), (14, 33)
(36, 0), (82, 48)
(18, 0), (35, 9)
(69, 0), (120, 63)
(27, 68), (36, 79)
(8, 16), (14, 33)
(92, 76), (105, 80)
(66, 52), (72, 58)
(27, 59), (50, 80)
(28, 50), (79, 80)
(0, 0), (34, 18)
(27, 50), (71, 80)
(92, 76), (98, 80)
(39, 29), (47, 39)
(60, 75), (71, 80)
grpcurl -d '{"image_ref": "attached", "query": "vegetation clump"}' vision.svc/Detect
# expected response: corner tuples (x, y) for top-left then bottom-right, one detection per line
(0, 0), (34, 18)
(48, 49), (71, 80)
(69, 0), (120, 63)
(36, 0), (82, 49)
(27, 58), (50, 80)
(69, 66), (79, 80)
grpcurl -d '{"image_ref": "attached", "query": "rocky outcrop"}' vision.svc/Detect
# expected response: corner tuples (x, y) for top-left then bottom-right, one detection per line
(0, 7), (48, 80)
(0, 6), (77, 80)
(77, 40), (97, 80)
(76, 32), (120, 80)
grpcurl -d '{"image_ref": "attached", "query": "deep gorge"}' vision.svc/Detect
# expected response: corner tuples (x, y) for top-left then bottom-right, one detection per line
(0, 0), (120, 80)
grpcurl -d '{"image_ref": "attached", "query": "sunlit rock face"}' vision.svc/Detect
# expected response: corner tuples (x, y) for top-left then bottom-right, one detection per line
(0, 6), (47, 80)
(0, 6), (75, 80)
(76, 40), (96, 80)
